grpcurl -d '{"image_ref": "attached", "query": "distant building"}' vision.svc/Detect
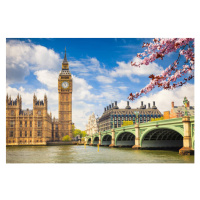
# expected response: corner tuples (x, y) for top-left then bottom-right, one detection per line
(98, 101), (162, 132)
(164, 98), (194, 119)
(85, 113), (99, 136)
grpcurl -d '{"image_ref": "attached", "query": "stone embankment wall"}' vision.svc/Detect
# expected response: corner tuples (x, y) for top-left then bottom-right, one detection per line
(47, 141), (85, 146)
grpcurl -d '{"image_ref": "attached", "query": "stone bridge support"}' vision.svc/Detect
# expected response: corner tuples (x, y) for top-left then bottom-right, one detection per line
(179, 116), (194, 155)
(109, 129), (115, 147)
(89, 135), (93, 146)
(99, 132), (101, 145)
(132, 124), (141, 149)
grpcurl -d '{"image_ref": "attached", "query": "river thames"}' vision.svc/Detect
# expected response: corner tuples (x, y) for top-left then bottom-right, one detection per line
(6, 145), (194, 163)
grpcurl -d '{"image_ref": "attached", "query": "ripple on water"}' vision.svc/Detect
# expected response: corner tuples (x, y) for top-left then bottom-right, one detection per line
(6, 145), (194, 163)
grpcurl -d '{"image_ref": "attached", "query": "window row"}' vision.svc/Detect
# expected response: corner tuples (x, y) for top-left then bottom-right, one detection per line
(112, 117), (152, 121)
(9, 131), (42, 137)
(10, 121), (42, 128)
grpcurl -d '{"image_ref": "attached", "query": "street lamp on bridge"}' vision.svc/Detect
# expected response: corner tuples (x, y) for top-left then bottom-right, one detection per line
(183, 97), (189, 116)
(134, 111), (139, 124)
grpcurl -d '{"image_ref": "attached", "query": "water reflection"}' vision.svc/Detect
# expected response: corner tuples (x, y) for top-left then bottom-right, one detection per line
(6, 145), (194, 163)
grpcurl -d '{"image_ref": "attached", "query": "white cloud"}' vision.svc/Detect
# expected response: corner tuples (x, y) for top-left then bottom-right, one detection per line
(69, 57), (105, 76)
(72, 101), (95, 130)
(72, 75), (97, 101)
(110, 57), (164, 81)
(34, 70), (59, 88)
(96, 75), (115, 84)
(6, 40), (61, 84)
(118, 86), (128, 91)
(118, 83), (194, 113)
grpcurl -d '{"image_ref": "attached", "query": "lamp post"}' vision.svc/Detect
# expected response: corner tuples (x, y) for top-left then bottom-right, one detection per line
(132, 110), (140, 150)
(183, 97), (188, 116)
(134, 111), (139, 124)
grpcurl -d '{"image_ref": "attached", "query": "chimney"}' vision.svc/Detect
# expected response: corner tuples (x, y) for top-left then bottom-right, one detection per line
(144, 105), (146, 109)
(148, 103), (150, 108)
(107, 106), (109, 110)
(152, 101), (157, 109)
(104, 107), (106, 112)
(112, 103), (114, 108)
(109, 104), (111, 109)
(125, 101), (131, 109)
(115, 101), (117, 106)
(141, 101), (143, 106)
(171, 102), (174, 108)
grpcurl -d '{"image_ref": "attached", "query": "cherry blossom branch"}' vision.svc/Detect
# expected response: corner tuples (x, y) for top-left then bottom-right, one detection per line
(128, 38), (194, 100)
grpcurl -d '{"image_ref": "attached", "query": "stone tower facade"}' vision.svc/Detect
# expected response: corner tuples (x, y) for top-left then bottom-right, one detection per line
(6, 94), (52, 145)
(58, 48), (73, 140)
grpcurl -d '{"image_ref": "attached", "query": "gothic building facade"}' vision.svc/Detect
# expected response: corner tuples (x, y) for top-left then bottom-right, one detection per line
(6, 49), (73, 145)
(85, 113), (99, 136)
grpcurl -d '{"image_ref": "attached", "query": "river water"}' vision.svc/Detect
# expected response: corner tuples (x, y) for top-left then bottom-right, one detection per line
(6, 145), (194, 163)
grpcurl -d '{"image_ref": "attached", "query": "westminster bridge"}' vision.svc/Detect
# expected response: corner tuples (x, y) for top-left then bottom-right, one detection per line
(86, 116), (194, 155)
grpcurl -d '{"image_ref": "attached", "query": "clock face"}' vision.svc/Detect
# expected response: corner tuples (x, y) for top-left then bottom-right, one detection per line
(62, 81), (69, 89)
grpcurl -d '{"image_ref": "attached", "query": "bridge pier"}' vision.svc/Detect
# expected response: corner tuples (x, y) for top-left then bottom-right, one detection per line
(99, 132), (101, 145)
(109, 129), (115, 147)
(89, 135), (93, 146)
(132, 124), (141, 150)
(179, 116), (194, 155)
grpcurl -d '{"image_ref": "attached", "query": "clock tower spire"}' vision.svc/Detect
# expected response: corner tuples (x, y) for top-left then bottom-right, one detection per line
(62, 47), (69, 70)
(58, 48), (73, 140)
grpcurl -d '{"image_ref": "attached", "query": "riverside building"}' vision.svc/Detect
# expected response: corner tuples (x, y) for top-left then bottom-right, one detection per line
(164, 97), (194, 119)
(98, 101), (162, 132)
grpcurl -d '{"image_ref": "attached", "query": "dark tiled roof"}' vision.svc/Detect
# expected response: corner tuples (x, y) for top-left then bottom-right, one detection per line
(99, 108), (162, 122)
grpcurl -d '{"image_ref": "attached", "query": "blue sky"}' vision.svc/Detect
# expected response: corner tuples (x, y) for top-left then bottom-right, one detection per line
(6, 38), (194, 130)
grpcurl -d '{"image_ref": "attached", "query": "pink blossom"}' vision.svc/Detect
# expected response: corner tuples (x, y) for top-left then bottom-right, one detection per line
(129, 38), (194, 100)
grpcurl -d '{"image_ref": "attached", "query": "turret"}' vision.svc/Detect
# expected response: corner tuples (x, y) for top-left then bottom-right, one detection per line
(33, 93), (37, 105)
(6, 93), (8, 105)
(148, 103), (151, 109)
(44, 94), (47, 109)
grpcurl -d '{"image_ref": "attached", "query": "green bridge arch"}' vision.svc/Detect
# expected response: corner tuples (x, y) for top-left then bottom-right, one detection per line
(101, 133), (112, 145)
(140, 125), (184, 147)
(115, 130), (135, 145)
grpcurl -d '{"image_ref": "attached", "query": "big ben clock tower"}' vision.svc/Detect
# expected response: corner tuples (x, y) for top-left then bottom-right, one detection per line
(58, 48), (73, 140)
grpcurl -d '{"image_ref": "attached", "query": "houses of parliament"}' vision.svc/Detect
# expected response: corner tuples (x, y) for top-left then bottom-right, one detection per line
(6, 49), (73, 145)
